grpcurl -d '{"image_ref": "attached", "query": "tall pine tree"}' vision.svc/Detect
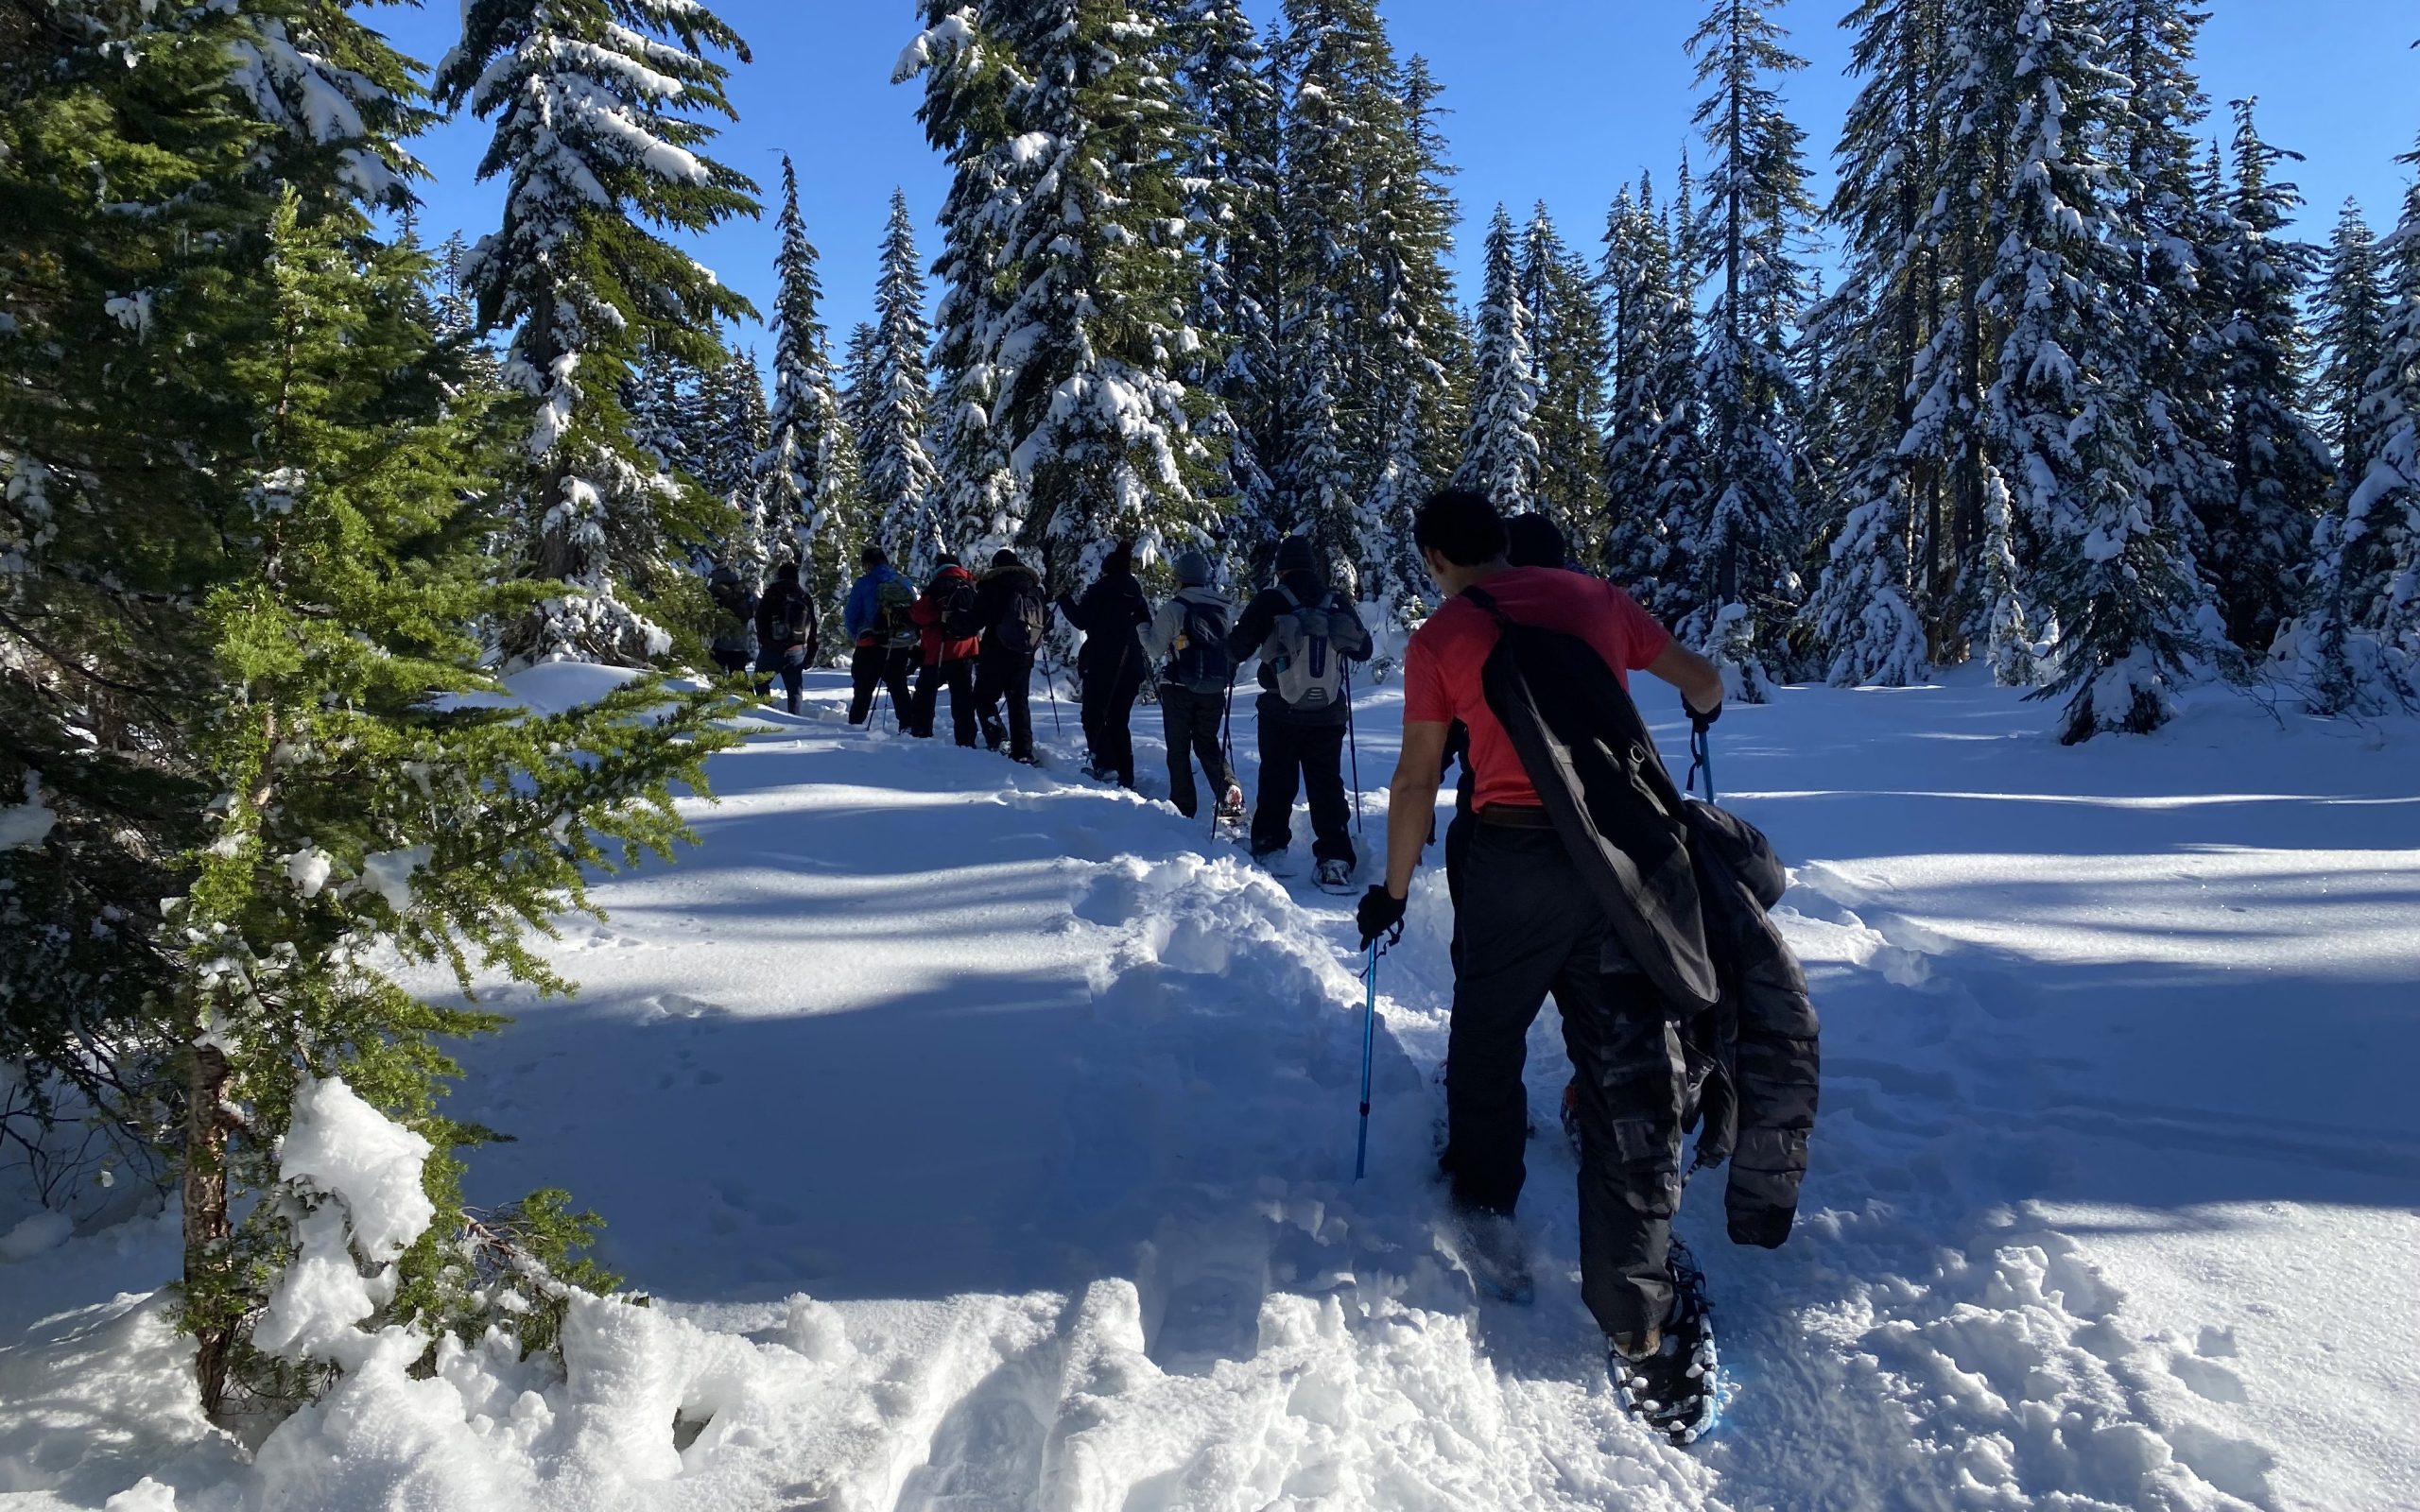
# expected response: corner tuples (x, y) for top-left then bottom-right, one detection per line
(1455, 205), (1544, 510)
(863, 190), (943, 576)
(758, 154), (854, 648)
(436, 0), (759, 667)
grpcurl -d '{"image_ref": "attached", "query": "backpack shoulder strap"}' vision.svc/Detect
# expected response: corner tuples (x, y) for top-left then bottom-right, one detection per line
(1461, 585), (1512, 627)
(1275, 583), (1303, 612)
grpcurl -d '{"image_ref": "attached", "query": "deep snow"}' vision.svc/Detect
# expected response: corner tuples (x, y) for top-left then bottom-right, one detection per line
(2, 665), (2416, 1511)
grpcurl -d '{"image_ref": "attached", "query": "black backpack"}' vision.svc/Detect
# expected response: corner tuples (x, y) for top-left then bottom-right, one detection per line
(1167, 597), (1235, 693)
(764, 583), (810, 646)
(992, 574), (1047, 656)
(937, 574), (982, 640)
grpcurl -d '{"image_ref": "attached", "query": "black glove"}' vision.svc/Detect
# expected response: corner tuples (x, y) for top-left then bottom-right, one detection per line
(1357, 885), (1407, 950)
(1686, 697), (1722, 733)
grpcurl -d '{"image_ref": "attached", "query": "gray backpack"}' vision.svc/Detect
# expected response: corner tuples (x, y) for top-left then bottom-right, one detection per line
(1266, 585), (1347, 712)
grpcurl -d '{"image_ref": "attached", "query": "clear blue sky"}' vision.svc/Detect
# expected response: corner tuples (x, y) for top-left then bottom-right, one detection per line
(380, 1), (2419, 353)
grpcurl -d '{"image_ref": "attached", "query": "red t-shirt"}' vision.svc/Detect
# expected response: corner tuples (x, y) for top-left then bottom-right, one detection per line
(1403, 567), (1674, 811)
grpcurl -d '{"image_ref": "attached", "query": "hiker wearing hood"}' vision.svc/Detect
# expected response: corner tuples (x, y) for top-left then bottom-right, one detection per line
(972, 548), (1048, 764)
(844, 547), (918, 728)
(908, 555), (982, 746)
(1145, 550), (1244, 822)
(1055, 541), (1152, 787)
(754, 561), (819, 717)
(1225, 535), (1373, 889)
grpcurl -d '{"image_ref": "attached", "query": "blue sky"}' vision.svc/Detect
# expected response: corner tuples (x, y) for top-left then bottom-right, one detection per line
(381, 1), (2420, 352)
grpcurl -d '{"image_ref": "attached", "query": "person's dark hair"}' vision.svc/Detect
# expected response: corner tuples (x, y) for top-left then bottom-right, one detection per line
(1102, 540), (1134, 577)
(775, 560), (802, 584)
(860, 545), (887, 569)
(1504, 512), (1569, 571)
(1413, 490), (1510, 568)
(992, 547), (1020, 569)
(936, 552), (960, 569)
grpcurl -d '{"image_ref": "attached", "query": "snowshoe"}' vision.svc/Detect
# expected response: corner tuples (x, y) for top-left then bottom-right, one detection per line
(1449, 1207), (1535, 1305)
(1314, 857), (1356, 895)
(1252, 847), (1299, 879)
(1080, 761), (1116, 784)
(1609, 1243), (1720, 1447)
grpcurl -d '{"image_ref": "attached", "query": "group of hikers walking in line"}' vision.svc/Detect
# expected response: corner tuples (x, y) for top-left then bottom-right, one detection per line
(712, 489), (1819, 1448)
(724, 533), (1383, 893)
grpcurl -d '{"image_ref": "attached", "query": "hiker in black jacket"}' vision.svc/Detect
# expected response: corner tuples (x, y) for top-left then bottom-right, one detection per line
(1226, 535), (1372, 892)
(1055, 541), (1151, 786)
(972, 548), (1047, 764)
(1357, 490), (1744, 1443)
(754, 561), (820, 716)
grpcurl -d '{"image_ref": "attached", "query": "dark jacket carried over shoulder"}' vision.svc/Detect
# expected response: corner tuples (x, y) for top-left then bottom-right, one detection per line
(755, 577), (819, 662)
(1461, 584), (1819, 1250)
(1057, 574), (1151, 686)
(1226, 569), (1374, 726)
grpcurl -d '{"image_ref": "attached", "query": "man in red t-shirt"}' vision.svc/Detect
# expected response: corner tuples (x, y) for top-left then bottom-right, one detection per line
(1357, 490), (1723, 1390)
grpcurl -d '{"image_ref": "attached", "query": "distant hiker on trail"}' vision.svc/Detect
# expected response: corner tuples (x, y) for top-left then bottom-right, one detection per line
(1357, 488), (1818, 1446)
(1056, 541), (1151, 787)
(1227, 534), (1372, 892)
(1145, 550), (1245, 824)
(707, 564), (758, 683)
(754, 561), (819, 717)
(908, 554), (982, 747)
(843, 547), (918, 729)
(973, 547), (1048, 765)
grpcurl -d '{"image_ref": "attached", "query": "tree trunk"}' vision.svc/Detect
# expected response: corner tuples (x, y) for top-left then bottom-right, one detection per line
(182, 1033), (236, 1418)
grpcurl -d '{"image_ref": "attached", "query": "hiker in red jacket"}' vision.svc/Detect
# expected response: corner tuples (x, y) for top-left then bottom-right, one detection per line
(908, 554), (982, 746)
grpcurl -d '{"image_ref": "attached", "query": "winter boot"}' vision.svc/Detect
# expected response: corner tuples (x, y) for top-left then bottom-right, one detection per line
(1315, 857), (1355, 895)
(1450, 1206), (1535, 1305)
(1608, 1244), (1720, 1445)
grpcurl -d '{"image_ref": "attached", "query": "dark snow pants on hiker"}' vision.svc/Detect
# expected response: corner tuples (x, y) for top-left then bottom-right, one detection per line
(850, 645), (915, 727)
(1081, 670), (1143, 787)
(759, 647), (806, 716)
(1252, 696), (1355, 868)
(1446, 820), (1687, 1345)
(913, 657), (977, 747)
(1158, 683), (1234, 818)
(974, 645), (1036, 761)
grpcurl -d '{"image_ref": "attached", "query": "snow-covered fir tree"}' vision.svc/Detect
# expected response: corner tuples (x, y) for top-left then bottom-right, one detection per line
(757, 154), (854, 649)
(436, 0), (758, 667)
(2314, 202), (2392, 492)
(899, 3), (1028, 557)
(1604, 168), (1713, 627)
(1795, 0), (1949, 682)
(1685, 0), (1816, 698)
(1175, 0), (1287, 567)
(2297, 134), (2420, 713)
(861, 189), (942, 575)
(1979, 0), (2204, 742)
(1454, 205), (1543, 511)
(2205, 98), (2334, 653)
(1521, 202), (1611, 556)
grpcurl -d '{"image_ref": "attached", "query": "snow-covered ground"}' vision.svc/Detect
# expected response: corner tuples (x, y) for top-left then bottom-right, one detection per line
(4, 667), (2416, 1511)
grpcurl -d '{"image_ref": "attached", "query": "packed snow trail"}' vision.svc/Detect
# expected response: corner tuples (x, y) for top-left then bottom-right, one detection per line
(2, 666), (2416, 1510)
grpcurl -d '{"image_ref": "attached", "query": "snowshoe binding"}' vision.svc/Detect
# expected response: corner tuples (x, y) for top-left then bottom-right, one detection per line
(1609, 1242), (1720, 1446)
(1315, 857), (1356, 895)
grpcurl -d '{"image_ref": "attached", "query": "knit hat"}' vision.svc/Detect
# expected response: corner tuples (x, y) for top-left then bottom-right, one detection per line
(1274, 535), (1318, 576)
(992, 547), (1021, 569)
(1172, 550), (1214, 587)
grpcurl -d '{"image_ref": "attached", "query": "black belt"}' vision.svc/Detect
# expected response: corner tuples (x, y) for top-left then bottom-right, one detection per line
(1476, 803), (1555, 830)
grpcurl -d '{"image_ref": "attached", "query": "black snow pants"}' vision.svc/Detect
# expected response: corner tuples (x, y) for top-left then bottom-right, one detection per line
(1251, 696), (1355, 868)
(1080, 668), (1143, 787)
(1446, 820), (1688, 1345)
(1158, 682), (1234, 818)
(912, 656), (977, 747)
(849, 645), (915, 727)
(974, 645), (1037, 761)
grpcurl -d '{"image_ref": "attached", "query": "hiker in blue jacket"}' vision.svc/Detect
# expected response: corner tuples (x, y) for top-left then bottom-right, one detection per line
(843, 547), (918, 728)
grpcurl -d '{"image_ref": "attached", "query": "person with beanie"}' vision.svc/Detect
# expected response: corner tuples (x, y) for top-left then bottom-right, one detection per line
(753, 560), (819, 716)
(1056, 541), (1152, 786)
(972, 547), (1048, 764)
(907, 553), (982, 745)
(1145, 549), (1244, 822)
(1225, 534), (1373, 889)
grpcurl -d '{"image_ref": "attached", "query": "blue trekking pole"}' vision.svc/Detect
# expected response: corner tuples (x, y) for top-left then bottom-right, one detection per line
(1357, 943), (1379, 1179)
(1686, 716), (1717, 802)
